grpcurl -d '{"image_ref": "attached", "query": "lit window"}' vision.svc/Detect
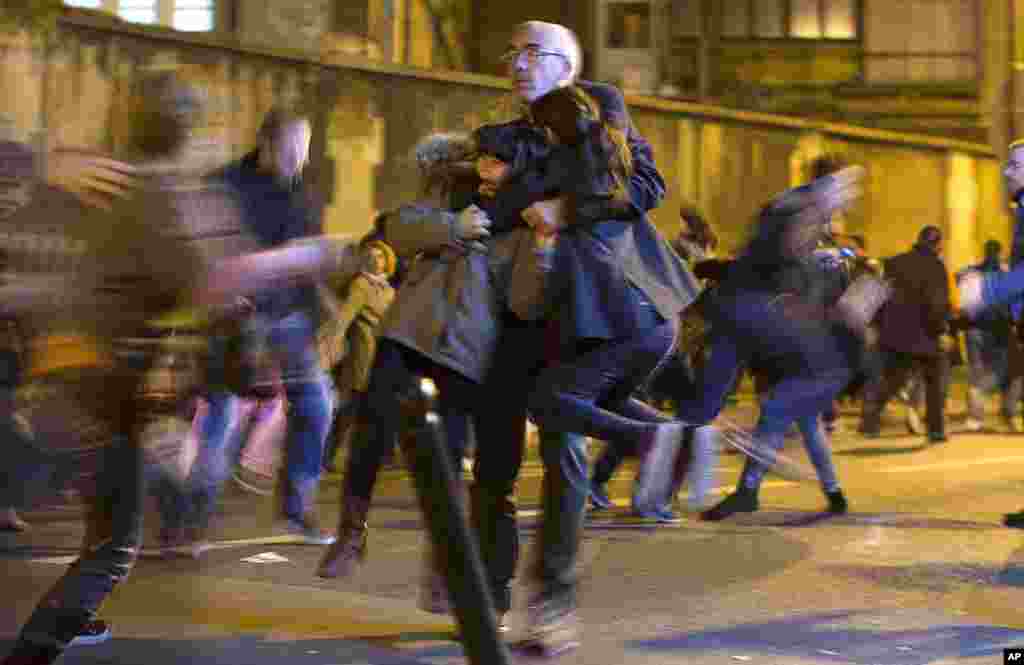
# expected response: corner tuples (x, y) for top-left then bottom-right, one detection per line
(119, 0), (157, 24)
(825, 0), (856, 39)
(174, 0), (214, 31)
(721, 0), (854, 40)
(790, 0), (821, 38)
(63, 0), (104, 8)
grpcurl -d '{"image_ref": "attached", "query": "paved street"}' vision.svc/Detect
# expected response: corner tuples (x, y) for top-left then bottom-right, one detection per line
(6, 401), (1024, 664)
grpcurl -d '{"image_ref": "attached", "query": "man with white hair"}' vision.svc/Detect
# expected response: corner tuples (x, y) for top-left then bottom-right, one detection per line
(468, 20), (702, 656)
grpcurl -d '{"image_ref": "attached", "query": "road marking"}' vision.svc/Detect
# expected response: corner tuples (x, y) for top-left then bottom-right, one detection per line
(883, 455), (1024, 473)
(241, 551), (290, 563)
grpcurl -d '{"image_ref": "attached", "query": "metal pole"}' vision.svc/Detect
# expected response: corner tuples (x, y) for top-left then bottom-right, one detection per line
(402, 378), (512, 665)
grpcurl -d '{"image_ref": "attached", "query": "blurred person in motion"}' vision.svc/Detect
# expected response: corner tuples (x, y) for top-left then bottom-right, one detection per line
(588, 205), (719, 522)
(661, 165), (866, 521)
(697, 156), (866, 521)
(1, 73), (358, 665)
(860, 226), (951, 444)
(955, 240), (1019, 433)
(191, 108), (339, 546)
(962, 140), (1024, 527)
(0, 138), (135, 535)
(959, 140), (1024, 326)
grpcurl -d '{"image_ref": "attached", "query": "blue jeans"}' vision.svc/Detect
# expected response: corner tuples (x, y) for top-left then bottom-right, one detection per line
(267, 313), (333, 522)
(965, 327), (1018, 421)
(170, 313), (332, 526)
(533, 429), (589, 601)
(527, 322), (677, 606)
(527, 320), (678, 442)
(164, 390), (243, 533)
(739, 413), (840, 493)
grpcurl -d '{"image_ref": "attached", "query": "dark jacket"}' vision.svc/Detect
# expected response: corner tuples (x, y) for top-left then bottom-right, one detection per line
(486, 81), (701, 344)
(214, 152), (321, 321)
(722, 183), (829, 296)
(877, 244), (951, 356)
(476, 80), (667, 234)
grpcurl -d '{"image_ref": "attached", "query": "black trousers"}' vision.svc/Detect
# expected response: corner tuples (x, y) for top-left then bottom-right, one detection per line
(861, 349), (948, 437)
(470, 314), (547, 613)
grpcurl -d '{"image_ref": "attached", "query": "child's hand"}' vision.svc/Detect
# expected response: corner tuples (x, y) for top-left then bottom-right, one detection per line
(476, 155), (508, 198)
(523, 197), (567, 235)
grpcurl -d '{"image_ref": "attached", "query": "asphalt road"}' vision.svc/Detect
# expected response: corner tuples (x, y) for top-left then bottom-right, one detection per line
(6, 401), (1024, 664)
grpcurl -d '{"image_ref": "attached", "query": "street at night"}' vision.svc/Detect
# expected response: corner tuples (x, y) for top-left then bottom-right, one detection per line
(6, 400), (1024, 665)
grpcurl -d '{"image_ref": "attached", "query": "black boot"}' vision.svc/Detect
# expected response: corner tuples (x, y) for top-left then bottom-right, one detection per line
(826, 489), (848, 514)
(1, 642), (60, 665)
(700, 486), (759, 522)
(1005, 509), (1024, 529)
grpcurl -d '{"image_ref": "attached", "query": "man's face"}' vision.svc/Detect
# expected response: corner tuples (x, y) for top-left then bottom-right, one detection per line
(268, 120), (312, 182)
(505, 26), (571, 103)
(1006, 146), (1024, 200)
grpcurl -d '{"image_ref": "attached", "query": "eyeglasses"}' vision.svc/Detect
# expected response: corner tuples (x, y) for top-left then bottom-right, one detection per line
(500, 45), (565, 65)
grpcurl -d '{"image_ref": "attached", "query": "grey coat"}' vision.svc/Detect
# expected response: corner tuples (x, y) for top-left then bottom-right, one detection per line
(378, 203), (551, 383)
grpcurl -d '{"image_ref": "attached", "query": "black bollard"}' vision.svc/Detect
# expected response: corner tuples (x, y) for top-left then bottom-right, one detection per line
(402, 377), (512, 665)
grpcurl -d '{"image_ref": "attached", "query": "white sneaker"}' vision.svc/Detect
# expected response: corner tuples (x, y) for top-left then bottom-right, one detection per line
(633, 423), (686, 514)
(905, 406), (925, 435)
(687, 426), (720, 509)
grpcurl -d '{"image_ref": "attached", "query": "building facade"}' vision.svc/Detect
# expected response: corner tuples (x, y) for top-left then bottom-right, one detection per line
(589, 0), (984, 141)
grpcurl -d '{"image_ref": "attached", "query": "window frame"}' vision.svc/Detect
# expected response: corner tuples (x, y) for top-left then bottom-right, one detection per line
(859, 0), (980, 86)
(62, 0), (218, 32)
(718, 0), (860, 43)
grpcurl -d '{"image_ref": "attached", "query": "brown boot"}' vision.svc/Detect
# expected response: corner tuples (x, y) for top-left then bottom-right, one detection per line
(316, 496), (369, 579)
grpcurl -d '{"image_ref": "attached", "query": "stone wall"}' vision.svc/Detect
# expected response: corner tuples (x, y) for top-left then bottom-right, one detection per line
(0, 15), (1008, 272)
(236, 1), (333, 56)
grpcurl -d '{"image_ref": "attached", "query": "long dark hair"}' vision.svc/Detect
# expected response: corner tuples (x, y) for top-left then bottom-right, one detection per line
(529, 85), (633, 195)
